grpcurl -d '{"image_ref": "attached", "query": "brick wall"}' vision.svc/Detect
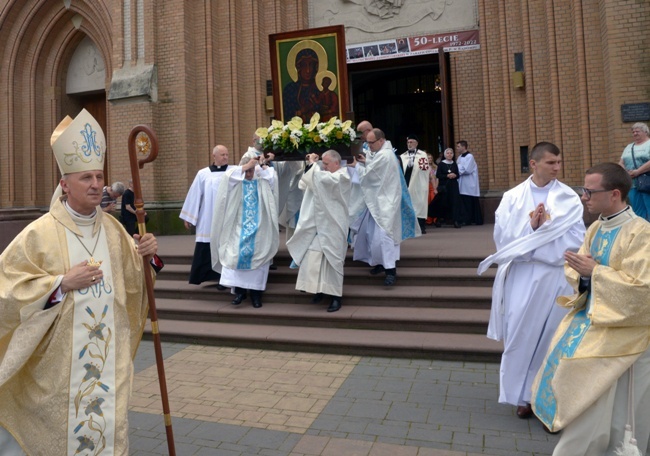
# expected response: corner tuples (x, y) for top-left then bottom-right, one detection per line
(451, 0), (650, 193)
(0, 0), (647, 215)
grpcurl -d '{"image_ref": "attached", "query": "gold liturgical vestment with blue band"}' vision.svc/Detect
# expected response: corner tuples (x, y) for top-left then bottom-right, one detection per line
(532, 209), (650, 432)
(0, 199), (150, 455)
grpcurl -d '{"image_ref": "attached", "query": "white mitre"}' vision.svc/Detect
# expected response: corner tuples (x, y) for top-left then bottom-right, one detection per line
(50, 109), (106, 207)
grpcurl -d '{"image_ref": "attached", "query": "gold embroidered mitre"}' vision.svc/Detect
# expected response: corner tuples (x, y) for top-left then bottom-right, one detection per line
(51, 108), (106, 174)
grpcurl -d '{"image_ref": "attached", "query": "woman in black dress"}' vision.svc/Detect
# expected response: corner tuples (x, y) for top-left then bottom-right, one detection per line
(429, 148), (462, 228)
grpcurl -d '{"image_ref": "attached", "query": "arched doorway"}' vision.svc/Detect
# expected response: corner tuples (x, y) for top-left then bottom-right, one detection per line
(65, 35), (108, 178)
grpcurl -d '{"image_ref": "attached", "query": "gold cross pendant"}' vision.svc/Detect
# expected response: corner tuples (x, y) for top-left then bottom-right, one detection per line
(88, 257), (103, 268)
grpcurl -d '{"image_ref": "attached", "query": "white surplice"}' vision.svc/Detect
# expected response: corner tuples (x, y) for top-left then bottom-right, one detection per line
(477, 177), (585, 405)
(457, 152), (480, 197)
(210, 165), (278, 290)
(286, 163), (351, 297)
(179, 165), (232, 242)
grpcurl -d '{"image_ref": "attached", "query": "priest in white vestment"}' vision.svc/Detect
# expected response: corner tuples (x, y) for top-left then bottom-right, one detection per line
(239, 134), (282, 270)
(350, 128), (420, 286)
(400, 134), (430, 233)
(478, 142), (585, 419)
(180, 144), (232, 286)
(211, 156), (279, 308)
(532, 163), (650, 454)
(286, 151), (351, 313)
(0, 109), (160, 455)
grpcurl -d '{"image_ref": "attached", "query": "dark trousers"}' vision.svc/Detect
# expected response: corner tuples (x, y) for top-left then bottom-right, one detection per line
(459, 195), (483, 225)
(123, 220), (137, 236)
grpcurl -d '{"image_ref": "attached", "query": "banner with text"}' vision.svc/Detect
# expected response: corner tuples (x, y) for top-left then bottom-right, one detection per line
(346, 30), (479, 64)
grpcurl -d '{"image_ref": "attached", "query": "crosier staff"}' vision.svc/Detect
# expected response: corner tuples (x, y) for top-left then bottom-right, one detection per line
(128, 125), (176, 456)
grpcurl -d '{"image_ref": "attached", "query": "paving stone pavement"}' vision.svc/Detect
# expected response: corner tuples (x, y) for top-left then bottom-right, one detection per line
(129, 341), (559, 455)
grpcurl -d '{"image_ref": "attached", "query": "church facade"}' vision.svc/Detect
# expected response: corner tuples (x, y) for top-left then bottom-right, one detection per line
(0, 0), (648, 234)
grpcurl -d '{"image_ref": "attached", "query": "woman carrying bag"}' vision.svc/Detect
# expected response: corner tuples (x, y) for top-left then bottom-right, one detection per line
(620, 122), (650, 221)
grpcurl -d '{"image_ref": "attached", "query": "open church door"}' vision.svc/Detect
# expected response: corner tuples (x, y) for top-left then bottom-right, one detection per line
(438, 49), (453, 151)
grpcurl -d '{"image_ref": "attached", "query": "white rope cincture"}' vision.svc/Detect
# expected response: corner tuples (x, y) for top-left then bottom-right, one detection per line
(613, 364), (642, 456)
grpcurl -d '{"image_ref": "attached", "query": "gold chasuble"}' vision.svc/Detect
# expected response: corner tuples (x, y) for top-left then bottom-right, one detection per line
(531, 210), (650, 432)
(0, 199), (149, 455)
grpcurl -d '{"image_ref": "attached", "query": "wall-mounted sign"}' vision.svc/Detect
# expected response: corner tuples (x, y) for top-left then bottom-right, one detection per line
(621, 103), (650, 123)
(346, 29), (479, 64)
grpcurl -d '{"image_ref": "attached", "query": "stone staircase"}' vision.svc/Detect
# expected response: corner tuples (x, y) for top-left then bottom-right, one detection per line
(148, 227), (503, 362)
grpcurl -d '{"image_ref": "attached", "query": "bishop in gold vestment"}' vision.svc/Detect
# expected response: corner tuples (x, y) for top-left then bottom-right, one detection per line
(0, 109), (158, 455)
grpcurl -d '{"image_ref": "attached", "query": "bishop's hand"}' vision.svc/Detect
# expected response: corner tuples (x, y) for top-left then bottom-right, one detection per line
(134, 233), (158, 262)
(61, 260), (104, 293)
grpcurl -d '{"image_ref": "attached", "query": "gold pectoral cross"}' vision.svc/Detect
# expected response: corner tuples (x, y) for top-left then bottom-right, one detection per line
(87, 257), (103, 268)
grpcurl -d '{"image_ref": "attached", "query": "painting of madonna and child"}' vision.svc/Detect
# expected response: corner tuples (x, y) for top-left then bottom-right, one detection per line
(270, 25), (350, 124)
(267, 25), (356, 161)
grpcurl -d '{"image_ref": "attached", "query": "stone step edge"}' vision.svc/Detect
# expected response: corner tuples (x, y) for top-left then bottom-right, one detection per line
(154, 280), (493, 299)
(159, 264), (496, 278)
(160, 256), (491, 268)
(145, 319), (503, 359)
(153, 298), (491, 324)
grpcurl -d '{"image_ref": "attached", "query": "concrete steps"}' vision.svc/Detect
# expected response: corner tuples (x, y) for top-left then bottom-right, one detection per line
(154, 298), (491, 333)
(148, 319), (503, 362)
(159, 263), (496, 287)
(155, 280), (492, 308)
(147, 228), (501, 361)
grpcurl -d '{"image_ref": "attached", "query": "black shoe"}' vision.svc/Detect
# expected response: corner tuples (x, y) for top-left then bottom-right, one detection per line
(370, 265), (385, 275)
(384, 274), (396, 286)
(516, 404), (533, 419)
(231, 293), (246, 305)
(327, 298), (342, 312)
(542, 423), (560, 435)
(421, 228), (426, 234)
(216, 284), (227, 291)
(454, 221), (462, 229)
(311, 293), (324, 304)
(251, 291), (263, 308)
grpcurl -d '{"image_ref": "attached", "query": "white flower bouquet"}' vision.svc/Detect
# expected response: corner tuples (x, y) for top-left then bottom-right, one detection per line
(255, 113), (358, 158)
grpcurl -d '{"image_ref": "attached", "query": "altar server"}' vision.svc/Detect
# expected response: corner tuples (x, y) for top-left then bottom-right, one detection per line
(478, 141), (585, 418)
(180, 144), (232, 285)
